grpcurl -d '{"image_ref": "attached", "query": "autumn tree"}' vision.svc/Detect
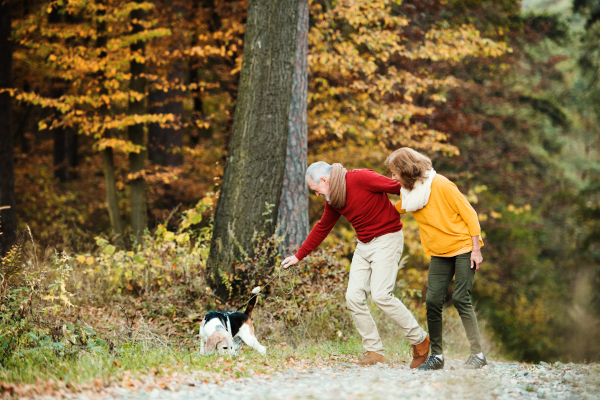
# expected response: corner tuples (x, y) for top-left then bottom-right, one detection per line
(147, 0), (183, 167)
(48, 4), (78, 183)
(0, 0), (17, 256)
(97, 0), (124, 243)
(7, 0), (180, 242)
(207, 0), (301, 297)
(307, 1), (507, 156)
(128, 0), (149, 242)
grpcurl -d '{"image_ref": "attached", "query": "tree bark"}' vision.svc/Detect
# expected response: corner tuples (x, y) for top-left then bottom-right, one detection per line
(277, 0), (309, 253)
(0, 0), (16, 256)
(128, 0), (148, 242)
(97, 1), (124, 245)
(207, 0), (301, 297)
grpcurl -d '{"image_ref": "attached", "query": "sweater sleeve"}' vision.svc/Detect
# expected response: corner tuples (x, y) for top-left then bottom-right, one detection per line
(295, 202), (341, 260)
(394, 199), (407, 214)
(358, 169), (401, 195)
(442, 180), (481, 237)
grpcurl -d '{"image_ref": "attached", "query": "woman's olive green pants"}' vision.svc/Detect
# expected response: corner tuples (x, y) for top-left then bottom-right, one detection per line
(426, 252), (483, 355)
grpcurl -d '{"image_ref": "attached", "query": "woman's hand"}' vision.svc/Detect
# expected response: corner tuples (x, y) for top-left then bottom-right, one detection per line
(471, 235), (483, 272)
(471, 249), (483, 271)
(281, 255), (299, 270)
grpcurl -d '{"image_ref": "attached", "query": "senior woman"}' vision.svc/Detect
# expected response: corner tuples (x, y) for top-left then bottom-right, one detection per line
(385, 147), (487, 370)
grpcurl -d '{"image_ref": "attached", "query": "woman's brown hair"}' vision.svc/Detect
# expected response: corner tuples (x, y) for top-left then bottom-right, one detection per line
(384, 147), (432, 191)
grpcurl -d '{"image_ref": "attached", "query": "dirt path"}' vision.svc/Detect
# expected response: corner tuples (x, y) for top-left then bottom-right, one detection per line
(73, 360), (599, 400)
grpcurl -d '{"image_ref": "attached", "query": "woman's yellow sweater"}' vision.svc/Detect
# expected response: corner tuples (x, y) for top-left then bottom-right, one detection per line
(395, 174), (483, 257)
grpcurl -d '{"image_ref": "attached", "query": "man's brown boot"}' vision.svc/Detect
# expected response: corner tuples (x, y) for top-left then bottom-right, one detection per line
(410, 334), (430, 369)
(356, 351), (385, 366)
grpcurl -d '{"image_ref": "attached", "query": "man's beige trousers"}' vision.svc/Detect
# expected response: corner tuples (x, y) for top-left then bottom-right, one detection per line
(346, 230), (427, 355)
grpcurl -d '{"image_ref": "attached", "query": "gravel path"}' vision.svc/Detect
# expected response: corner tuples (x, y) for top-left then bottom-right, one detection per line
(101, 360), (600, 400)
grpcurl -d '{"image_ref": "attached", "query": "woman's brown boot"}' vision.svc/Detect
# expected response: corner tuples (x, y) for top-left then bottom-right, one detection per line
(410, 334), (430, 369)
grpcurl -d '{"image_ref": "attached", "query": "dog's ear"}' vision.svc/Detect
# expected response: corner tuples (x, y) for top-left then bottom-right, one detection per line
(206, 330), (233, 353)
(205, 331), (220, 353)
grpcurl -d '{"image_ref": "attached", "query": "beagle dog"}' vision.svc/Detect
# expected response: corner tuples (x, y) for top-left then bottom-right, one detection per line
(199, 287), (266, 355)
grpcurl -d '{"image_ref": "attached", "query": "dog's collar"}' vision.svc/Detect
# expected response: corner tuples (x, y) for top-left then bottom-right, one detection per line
(214, 314), (232, 334)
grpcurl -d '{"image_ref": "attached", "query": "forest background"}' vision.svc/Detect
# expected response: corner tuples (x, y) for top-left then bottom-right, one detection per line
(1, 0), (600, 384)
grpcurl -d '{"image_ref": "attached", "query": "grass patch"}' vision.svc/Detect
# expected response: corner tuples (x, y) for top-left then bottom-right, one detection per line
(0, 337), (416, 397)
(2, 331), (415, 385)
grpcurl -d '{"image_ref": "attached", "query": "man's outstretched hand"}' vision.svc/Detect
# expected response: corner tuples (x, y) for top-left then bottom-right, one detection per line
(281, 255), (299, 270)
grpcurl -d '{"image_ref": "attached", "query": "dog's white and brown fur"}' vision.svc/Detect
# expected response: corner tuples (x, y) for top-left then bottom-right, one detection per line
(199, 287), (266, 355)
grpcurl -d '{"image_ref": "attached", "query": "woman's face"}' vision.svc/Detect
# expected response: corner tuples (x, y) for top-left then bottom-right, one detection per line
(391, 169), (405, 186)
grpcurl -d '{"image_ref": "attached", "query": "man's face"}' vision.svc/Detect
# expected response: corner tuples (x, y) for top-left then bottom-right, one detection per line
(307, 176), (330, 201)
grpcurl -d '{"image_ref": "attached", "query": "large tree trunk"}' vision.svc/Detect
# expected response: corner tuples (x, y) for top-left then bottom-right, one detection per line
(128, 1), (148, 242)
(277, 0), (309, 253)
(97, 2), (124, 245)
(0, 0), (16, 256)
(148, 0), (183, 167)
(207, 0), (301, 298)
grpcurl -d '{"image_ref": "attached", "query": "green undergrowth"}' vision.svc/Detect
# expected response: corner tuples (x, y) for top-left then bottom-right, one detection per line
(0, 304), (503, 387)
(0, 200), (505, 390)
(2, 337), (414, 385)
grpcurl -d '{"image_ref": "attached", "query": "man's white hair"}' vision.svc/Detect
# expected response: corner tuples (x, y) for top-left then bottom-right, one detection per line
(305, 161), (332, 184)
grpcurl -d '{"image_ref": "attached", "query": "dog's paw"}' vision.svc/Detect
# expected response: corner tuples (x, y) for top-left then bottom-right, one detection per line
(252, 286), (261, 294)
(258, 345), (266, 355)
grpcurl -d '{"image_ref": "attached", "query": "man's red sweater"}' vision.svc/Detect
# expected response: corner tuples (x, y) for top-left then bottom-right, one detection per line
(295, 169), (403, 261)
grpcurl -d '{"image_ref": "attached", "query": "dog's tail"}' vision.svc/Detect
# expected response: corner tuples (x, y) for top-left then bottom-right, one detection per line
(244, 286), (261, 317)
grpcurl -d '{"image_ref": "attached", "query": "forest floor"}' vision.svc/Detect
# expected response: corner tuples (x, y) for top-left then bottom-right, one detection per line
(73, 360), (600, 400)
(3, 304), (600, 399)
(7, 354), (600, 400)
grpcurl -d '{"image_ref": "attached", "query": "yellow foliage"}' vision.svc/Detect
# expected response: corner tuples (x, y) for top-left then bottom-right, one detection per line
(307, 0), (507, 155)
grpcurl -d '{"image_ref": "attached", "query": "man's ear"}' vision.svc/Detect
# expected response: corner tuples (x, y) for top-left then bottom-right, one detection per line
(321, 176), (329, 184)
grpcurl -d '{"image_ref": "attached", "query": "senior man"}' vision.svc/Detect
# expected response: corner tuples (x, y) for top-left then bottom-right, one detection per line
(281, 162), (430, 367)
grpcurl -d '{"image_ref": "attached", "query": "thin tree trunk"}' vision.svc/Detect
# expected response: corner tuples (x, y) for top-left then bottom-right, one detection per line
(102, 148), (124, 243)
(48, 6), (78, 183)
(128, 0), (148, 242)
(277, 0), (309, 253)
(148, 0), (183, 167)
(97, 1), (124, 245)
(53, 121), (77, 182)
(148, 85), (183, 166)
(188, 0), (222, 143)
(0, 0), (17, 256)
(207, 0), (301, 298)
